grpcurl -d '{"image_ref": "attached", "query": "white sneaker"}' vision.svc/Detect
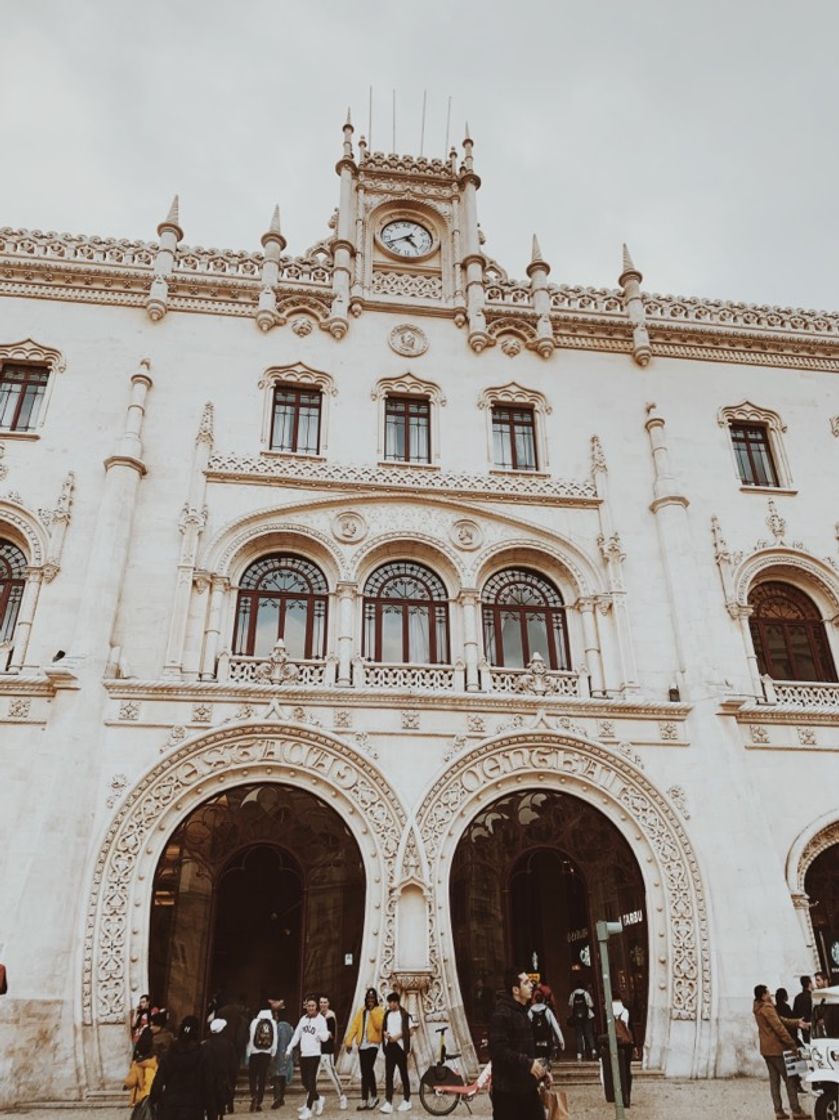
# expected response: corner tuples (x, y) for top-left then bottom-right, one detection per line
(379, 1105), (393, 1115)
(299, 1111), (312, 1120)
(397, 1103), (412, 1113)
(315, 1100), (325, 1117)
(339, 1095), (348, 1110)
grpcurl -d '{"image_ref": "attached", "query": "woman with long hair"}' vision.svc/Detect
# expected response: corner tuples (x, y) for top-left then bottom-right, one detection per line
(345, 987), (385, 1111)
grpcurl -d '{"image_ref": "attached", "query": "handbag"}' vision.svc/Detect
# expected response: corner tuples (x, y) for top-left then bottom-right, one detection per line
(541, 1086), (570, 1120)
(614, 1017), (634, 1047)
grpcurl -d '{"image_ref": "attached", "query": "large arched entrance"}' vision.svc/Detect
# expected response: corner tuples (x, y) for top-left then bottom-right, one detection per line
(450, 789), (648, 1057)
(148, 783), (365, 1029)
(805, 842), (839, 982)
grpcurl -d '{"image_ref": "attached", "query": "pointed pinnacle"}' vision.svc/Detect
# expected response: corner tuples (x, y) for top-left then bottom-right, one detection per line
(531, 234), (543, 263)
(526, 233), (550, 279)
(345, 106), (353, 127)
(166, 194), (179, 225)
(619, 242), (642, 285)
(157, 194), (183, 239)
(261, 204), (287, 249)
(464, 121), (471, 141)
(270, 204), (282, 234)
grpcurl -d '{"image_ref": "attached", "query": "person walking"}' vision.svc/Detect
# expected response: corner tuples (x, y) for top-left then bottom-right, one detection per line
(528, 984), (564, 1068)
(204, 1019), (239, 1120)
(567, 983), (597, 1061)
(317, 995), (348, 1110)
(268, 999), (293, 1110)
(380, 991), (412, 1114)
(345, 988), (385, 1112)
(149, 1016), (208, 1120)
(610, 990), (634, 1108)
(488, 968), (548, 1120)
(753, 984), (808, 1119)
(793, 977), (813, 1044)
(247, 1007), (278, 1113)
(286, 996), (330, 1119)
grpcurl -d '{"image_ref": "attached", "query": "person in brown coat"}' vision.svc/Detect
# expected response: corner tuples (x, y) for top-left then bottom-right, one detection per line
(753, 984), (808, 1119)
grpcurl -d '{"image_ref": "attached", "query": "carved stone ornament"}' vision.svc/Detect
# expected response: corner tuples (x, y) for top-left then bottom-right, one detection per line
(388, 323), (428, 357)
(253, 640), (300, 685)
(0, 445), (7, 482)
(831, 416), (839, 437)
(449, 518), (483, 551)
(514, 652), (563, 695)
(331, 509), (368, 543)
(82, 724), (406, 1039)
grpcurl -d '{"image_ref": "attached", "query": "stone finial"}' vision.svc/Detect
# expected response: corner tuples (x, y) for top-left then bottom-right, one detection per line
(619, 242), (642, 286)
(196, 401), (214, 446)
(261, 205), (287, 251)
(157, 194), (183, 241)
(526, 233), (551, 279)
(345, 106), (353, 128)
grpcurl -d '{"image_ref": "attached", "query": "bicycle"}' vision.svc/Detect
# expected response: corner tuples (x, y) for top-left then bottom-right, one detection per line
(418, 1027), (491, 1116)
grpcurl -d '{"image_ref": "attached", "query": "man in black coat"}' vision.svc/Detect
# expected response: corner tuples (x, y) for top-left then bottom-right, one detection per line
(488, 968), (549, 1120)
(792, 975), (813, 1043)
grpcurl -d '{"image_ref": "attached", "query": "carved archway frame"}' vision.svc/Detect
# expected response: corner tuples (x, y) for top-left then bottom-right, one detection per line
(415, 730), (714, 1078)
(785, 812), (839, 969)
(79, 721), (406, 1090)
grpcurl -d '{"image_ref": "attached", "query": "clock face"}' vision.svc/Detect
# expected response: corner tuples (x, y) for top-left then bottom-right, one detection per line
(380, 219), (434, 258)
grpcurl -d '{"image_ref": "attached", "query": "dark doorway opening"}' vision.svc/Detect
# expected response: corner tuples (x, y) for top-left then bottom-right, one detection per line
(450, 789), (648, 1058)
(806, 842), (839, 983)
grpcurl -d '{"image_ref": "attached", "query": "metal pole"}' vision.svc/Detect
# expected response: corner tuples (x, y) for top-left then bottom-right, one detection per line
(596, 919), (625, 1120)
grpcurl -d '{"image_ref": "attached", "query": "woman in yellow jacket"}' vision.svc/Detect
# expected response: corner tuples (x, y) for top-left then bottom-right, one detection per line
(345, 987), (385, 1111)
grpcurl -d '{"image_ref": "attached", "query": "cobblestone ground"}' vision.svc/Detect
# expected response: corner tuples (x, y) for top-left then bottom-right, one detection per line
(0, 1078), (814, 1120)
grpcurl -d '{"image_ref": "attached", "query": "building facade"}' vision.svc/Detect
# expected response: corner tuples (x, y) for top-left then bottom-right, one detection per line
(1, 118), (838, 1106)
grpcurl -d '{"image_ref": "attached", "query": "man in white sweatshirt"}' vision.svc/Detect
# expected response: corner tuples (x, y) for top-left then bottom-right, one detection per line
(286, 997), (330, 1119)
(246, 1008), (278, 1113)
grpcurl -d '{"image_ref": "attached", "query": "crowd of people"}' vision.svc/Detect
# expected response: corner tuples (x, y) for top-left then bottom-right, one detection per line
(124, 987), (414, 1119)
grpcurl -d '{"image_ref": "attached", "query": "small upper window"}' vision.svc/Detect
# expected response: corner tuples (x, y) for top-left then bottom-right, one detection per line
(0, 539), (26, 644)
(0, 364), (49, 431)
(748, 581), (837, 682)
(730, 423), (779, 488)
(270, 384), (321, 454)
(492, 405), (537, 471)
(384, 395), (431, 463)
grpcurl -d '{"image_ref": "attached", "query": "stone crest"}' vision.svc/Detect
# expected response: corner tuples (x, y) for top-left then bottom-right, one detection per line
(388, 324), (428, 357)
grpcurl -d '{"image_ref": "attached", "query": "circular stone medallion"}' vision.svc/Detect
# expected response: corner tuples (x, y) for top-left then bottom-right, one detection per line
(388, 324), (428, 357)
(332, 510), (368, 543)
(449, 519), (483, 551)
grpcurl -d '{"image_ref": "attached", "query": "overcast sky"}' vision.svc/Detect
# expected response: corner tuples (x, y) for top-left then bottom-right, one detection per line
(2, 0), (837, 310)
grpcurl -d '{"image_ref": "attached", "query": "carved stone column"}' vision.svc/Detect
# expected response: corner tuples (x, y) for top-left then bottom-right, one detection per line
(790, 891), (819, 969)
(458, 589), (480, 691)
(575, 596), (605, 695)
(182, 573), (210, 680)
(200, 575), (229, 680)
(8, 566), (44, 671)
(328, 113), (357, 338)
(335, 581), (357, 686)
(734, 604), (763, 698)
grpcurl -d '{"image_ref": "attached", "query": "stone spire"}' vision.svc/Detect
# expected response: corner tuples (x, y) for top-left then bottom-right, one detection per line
(157, 194), (183, 241)
(328, 106), (359, 339)
(527, 234), (554, 358)
(261, 205), (287, 252)
(618, 242), (651, 367)
(147, 196), (183, 320)
(256, 205), (286, 332)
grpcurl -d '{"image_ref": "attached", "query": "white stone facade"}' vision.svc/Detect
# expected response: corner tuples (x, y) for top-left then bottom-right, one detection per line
(1, 122), (839, 1106)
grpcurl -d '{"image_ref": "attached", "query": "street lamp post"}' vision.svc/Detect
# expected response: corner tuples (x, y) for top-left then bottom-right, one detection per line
(596, 919), (625, 1120)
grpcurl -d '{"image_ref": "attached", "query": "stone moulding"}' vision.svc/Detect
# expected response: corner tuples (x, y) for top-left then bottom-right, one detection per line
(205, 454), (598, 505)
(80, 721), (406, 1091)
(414, 728), (712, 1077)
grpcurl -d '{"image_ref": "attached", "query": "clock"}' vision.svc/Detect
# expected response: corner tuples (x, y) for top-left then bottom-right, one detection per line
(380, 219), (434, 258)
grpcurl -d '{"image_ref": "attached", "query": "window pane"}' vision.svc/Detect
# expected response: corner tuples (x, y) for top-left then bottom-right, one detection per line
(381, 605), (404, 662)
(525, 612), (550, 663)
(283, 599), (308, 660)
(514, 424), (536, 470)
(408, 604), (431, 662)
(0, 380), (22, 428)
(763, 622), (792, 679)
(408, 408), (430, 462)
(233, 596), (252, 656)
(296, 403), (320, 454)
(385, 412), (405, 460)
(15, 382), (46, 431)
(551, 615), (569, 670)
(363, 602), (377, 657)
(434, 605), (449, 664)
(0, 584), (22, 642)
(272, 399), (296, 451)
(482, 611), (498, 664)
(254, 596), (280, 658)
(500, 609), (525, 668)
(492, 422), (513, 468)
(787, 625), (817, 681)
(311, 600), (327, 658)
(750, 440), (778, 487)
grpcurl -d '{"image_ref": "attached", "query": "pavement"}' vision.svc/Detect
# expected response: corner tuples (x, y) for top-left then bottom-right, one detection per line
(0, 1078), (814, 1120)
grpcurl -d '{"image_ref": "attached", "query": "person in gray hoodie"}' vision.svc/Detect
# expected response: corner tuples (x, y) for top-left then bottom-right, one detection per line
(246, 1008), (278, 1113)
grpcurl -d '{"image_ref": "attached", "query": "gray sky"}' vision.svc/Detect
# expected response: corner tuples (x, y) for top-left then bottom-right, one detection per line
(2, 0), (837, 309)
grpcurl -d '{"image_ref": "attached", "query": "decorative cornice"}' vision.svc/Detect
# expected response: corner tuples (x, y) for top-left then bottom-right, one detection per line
(206, 453), (596, 505)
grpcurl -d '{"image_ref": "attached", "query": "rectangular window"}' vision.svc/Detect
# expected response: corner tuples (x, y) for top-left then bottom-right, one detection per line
(730, 423), (779, 487)
(0, 364), (49, 431)
(384, 395), (430, 463)
(270, 384), (321, 454)
(491, 405), (537, 470)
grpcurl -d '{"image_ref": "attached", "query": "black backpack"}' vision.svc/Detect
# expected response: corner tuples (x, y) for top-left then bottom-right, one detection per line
(572, 992), (589, 1022)
(530, 1008), (553, 1057)
(253, 1017), (274, 1051)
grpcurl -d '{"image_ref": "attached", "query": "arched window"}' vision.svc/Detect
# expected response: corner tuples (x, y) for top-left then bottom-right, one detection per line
(481, 568), (570, 670)
(233, 554), (328, 660)
(363, 561), (449, 664)
(748, 581), (837, 682)
(0, 539), (26, 645)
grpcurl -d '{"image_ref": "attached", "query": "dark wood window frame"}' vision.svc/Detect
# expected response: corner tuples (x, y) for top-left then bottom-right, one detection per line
(362, 561), (450, 664)
(0, 539), (27, 644)
(749, 580), (837, 682)
(384, 394), (431, 463)
(0, 362), (50, 432)
(481, 567), (571, 670)
(491, 404), (538, 471)
(269, 383), (322, 454)
(233, 554), (328, 659)
(729, 422), (780, 487)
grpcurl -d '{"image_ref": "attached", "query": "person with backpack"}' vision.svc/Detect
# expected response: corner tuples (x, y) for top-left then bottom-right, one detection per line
(285, 996), (330, 1119)
(528, 985), (564, 1068)
(567, 984), (596, 1061)
(247, 1007), (278, 1112)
